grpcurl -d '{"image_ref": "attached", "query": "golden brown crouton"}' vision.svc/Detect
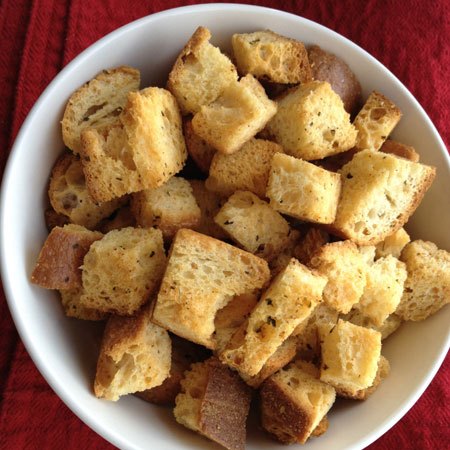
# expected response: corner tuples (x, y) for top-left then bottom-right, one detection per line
(375, 227), (411, 259)
(380, 139), (420, 162)
(59, 288), (107, 321)
(31, 224), (102, 290)
(183, 118), (216, 173)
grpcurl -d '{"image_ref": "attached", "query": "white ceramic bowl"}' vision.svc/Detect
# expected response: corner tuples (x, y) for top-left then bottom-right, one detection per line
(1, 4), (449, 450)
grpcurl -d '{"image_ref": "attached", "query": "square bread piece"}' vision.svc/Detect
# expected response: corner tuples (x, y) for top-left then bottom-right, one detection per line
(81, 87), (187, 203)
(131, 176), (201, 241)
(265, 81), (357, 160)
(94, 304), (171, 402)
(214, 190), (292, 261)
(293, 228), (329, 265)
(260, 360), (336, 444)
(266, 153), (342, 224)
(320, 319), (381, 396)
(356, 255), (407, 326)
(62, 65), (140, 154)
(220, 258), (326, 377)
(231, 30), (311, 84)
(308, 240), (368, 314)
(354, 90), (402, 151)
(192, 74), (277, 155)
(152, 229), (270, 349)
(174, 358), (252, 450)
(49, 152), (126, 229)
(31, 224), (102, 290)
(80, 227), (166, 315)
(59, 288), (107, 321)
(183, 119), (216, 173)
(396, 240), (450, 321)
(375, 227), (411, 259)
(380, 139), (420, 162)
(205, 138), (283, 199)
(334, 149), (436, 245)
(167, 26), (238, 115)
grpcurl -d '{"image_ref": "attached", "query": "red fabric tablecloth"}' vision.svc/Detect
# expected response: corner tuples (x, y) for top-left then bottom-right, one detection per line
(0, 1), (449, 449)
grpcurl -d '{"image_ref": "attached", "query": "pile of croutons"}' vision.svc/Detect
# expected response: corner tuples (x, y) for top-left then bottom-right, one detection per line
(31, 26), (450, 449)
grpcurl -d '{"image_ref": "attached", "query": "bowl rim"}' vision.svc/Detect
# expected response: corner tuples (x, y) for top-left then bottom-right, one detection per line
(1, 3), (449, 450)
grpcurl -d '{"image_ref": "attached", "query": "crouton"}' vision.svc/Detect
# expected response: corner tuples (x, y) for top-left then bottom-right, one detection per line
(214, 191), (292, 261)
(192, 74), (277, 154)
(94, 304), (171, 401)
(131, 177), (201, 241)
(152, 229), (270, 348)
(44, 207), (70, 231)
(265, 81), (357, 160)
(174, 357), (251, 450)
(80, 227), (166, 315)
(62, 66), (140, 154)
(319, 319), (381, 396)
(183, 118), (216, 173)
(358, 245), (376, 265)
(375, 227), (410, 259)
(49, 152), (126, 229)
(354, 91), (402, 151)
(260, 360), (336, 444)
(232, 30), (311, 84)
(266, 153), (342, 224)
(167, 26), (238, 115)
(334, 149), (435, 245)
(205, 138), (283, 198)
(189, 180), (228, 240)
(396, 240), (450, 321)
(380, 139), (420, 162)
(81, 87), (187, 203)
(269, 229), (302, 277)
(220, 258), (326, 377)
(97, 204), (136, 234)
(31, 224), (102, 290)
(308, 241), (368, 314)
(136, 335), (209, 406)
(308, 45), (362, 116)
(356, 255), (407, 326)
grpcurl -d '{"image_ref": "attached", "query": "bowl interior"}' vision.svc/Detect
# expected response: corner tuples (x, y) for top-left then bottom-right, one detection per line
(1, 4), (449, 450)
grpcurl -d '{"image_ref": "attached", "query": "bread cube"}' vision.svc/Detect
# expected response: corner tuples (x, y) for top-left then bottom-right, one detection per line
(293, 228), (329, 264)
(62, 65), (140, 154)
(380, 139), (420, 162)
(174, 358), (251, 450)
(341, 309), (403, 340)
(94, 304), (171, 401)
(357, 255), (407, 326)
(396, 240), (450, 321)
(189, 180), (228, 240)
(334, 149), (435, 245)
(131, 177), (201, 241)
(354, 90), (402, 151)
(205, 138), (283, 198)
(337, 355), (390, 400)
(214, 191), (292, 261)
(358, 245), (376, 265)
(31, 224), (102, 290)
(80, 227), (166, 315)
(375, 227), (410, 259)
(81, 87), (187, 203)
(268, 229), (302, 277)
(221, 258), (326, 376)
(136, 335), (208, 406)
(232, 30), (311, 84)
(308, 240), (368, 314)
(152, 229), (270, 349)
(97, 204), (136, 234)
(260, 360), (336, 444)
(183, 119), (216, 173)
(266, 153), (342, 224)
(167, 26), (238, 115)
(49, 153), (126, 229)
(59, 288), (107, 321)
(192, 74), (277, 154)
(293, 302), (339, 362)
(320, 319), (381, 395)
(265, 81), (357, 160)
